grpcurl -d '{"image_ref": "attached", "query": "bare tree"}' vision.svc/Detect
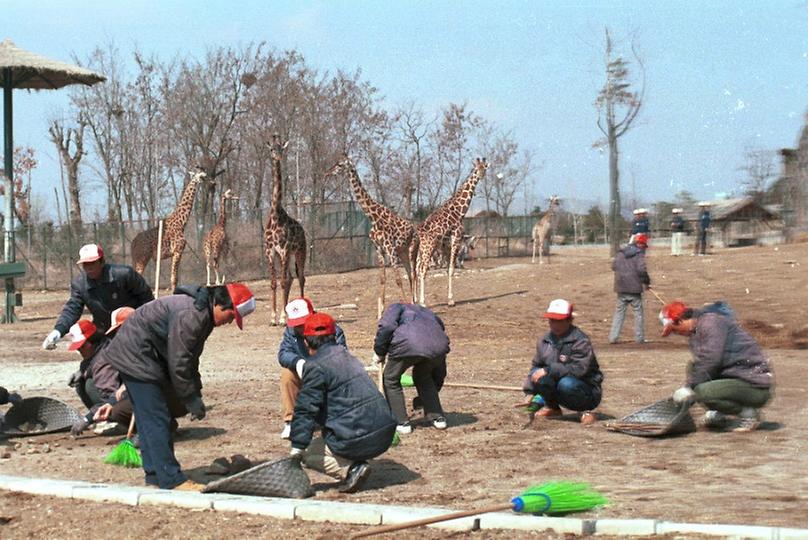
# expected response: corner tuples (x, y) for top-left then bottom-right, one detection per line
(394, 103), (434, 217)
(48, 117), (87, 229)
(594, 27), (645, 255)
(739, 145), (776, 202)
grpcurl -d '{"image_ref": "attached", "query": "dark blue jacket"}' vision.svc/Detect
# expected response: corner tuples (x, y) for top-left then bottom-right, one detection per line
(670, 215), (685, 232)
(630, 217), (650, 235)
(291, 343), (397, 461)
(55, 263), (153, 335)
(105, 286), (213, 405)
(374, 303), (450, 360)
(525, 326), (604, 390)
(278, 324), (346, 370)
(699, 211), (711, 231)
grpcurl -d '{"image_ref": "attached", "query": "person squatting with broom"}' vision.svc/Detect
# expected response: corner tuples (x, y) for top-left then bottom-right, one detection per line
(289, 312), (397, 494)
(660, 300), (774, 431)
(522, 299), (604, 426)
(103, 282), (256, 490)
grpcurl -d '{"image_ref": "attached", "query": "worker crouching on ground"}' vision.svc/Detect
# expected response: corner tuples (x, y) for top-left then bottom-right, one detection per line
(277, 297), (347, 439)
(104, 283), (256, 490)
(661, 301), (774, 432)
(65, 319), (111, 411)
(374, 302), (450, 434)
(290, 312), (397, 494)
(522, 299), (604, 426)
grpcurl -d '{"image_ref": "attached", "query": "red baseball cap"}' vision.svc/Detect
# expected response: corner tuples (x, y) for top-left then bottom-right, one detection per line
(634, 234), (649, 248)
(67, 320), (97, 351)
(106, 307), (135, 335)
(226, 282), (256, 330)
(285, 297), (315, 327)
(77, 244), (104, 264)
(543, 299), (574, 320)
(303, 312), (336, 337)
(659, 301), (688, 337)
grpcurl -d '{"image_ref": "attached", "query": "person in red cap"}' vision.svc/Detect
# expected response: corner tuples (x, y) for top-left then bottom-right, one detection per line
(277, 297), (347, 439)
(64, 319), (111, 411)
(289, 312), (397, 494)
(522, 299), (603, 425)
(42, 243), (153, 351)
(660, 300), (774, 432)
(102, 282), (255, 490)
(608, 233), (652, 344)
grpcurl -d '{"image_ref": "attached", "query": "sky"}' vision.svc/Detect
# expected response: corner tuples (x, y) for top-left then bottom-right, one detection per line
(2, 0), (808, 219)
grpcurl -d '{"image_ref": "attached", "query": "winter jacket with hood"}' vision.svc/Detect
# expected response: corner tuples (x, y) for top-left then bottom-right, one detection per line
(374, 303), (450, 360)
(612, 244), (650, 294)
(278, 324), (346, 370)
(525, 325), (604, 391)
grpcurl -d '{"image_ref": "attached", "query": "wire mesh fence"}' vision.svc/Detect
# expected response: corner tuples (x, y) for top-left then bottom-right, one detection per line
(7, 202), (542, 291)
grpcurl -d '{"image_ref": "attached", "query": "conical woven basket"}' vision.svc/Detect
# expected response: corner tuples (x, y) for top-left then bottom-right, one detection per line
(1, 397), (83, 437)
(202, 457), (314, 498)
(606, 397), (696, 437)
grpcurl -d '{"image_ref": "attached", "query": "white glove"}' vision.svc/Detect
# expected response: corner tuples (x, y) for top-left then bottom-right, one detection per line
(42, 330), (61, 350)
(672, 386), (697, 405)
(295, 359), (306, 379)
(372, 352), (385, 366)
(289, 447), (304, 460)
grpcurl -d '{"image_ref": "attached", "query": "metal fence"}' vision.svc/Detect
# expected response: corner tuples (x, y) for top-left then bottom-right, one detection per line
(7, 203), (541, 291)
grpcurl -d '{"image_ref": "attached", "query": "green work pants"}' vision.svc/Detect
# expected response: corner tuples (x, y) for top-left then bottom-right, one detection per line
(694, 379), (772, 415)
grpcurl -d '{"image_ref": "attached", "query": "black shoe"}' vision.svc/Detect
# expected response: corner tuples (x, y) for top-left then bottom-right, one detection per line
(339, 461), (370, 493)
(412, 396), (423, 411)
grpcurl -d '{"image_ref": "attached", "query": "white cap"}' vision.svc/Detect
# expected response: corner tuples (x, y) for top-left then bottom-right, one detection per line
(285, 298), (314, 327)
(77, 244), (104, 264)
(543, 299), (574, 320)
(672, 208), (683, 213)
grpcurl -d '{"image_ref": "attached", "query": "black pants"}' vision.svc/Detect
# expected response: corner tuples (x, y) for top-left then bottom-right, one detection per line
(383, 355), (446, 423)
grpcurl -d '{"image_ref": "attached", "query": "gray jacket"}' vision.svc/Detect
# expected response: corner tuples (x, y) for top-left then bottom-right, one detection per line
(525, 325), (604, 390)
(612, 245), (650, 294)
(374, 303), (450, 360)
(686, 311), (773, 389)
(105, 287), (214, 403)
(55, 263), (154, 335)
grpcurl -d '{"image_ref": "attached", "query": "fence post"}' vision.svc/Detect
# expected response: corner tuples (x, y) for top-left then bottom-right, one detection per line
(42, 228), (47, 290)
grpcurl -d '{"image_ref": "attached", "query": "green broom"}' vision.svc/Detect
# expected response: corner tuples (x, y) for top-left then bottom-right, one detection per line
(104, 414), (142, 468)
(349, 481), (607, 538)
(400, 373), (414, 387)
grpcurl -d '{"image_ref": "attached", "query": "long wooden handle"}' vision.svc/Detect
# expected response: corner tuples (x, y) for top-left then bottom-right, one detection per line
(648, 287), (667, 305)
(443, 382), (523, 391)
(349, 502), (512, 539)
(126, 413), (136, 440)
(154, 220), (164, 298)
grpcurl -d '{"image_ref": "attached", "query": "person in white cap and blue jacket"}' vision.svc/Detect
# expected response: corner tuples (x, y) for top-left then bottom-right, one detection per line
(104, 283), (256, 491)
(42, 243), (153, 350)
(522, 299), (603, 426)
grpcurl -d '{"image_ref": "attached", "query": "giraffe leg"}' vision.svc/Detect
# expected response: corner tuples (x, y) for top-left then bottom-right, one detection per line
(293, 249), (306, 298)
(539, 238), (545, 265)
(447, 233), (462, 307)
(279, 254), (293, 326)
(532, 237), (537, 263)
(377, 251), (386, 319)
(416, 240), (433, 307)
(170, 241), (185, 291)
(268, 250), (278, 325)
(405, 239), (418, 304)
(206, 264), (211, 287)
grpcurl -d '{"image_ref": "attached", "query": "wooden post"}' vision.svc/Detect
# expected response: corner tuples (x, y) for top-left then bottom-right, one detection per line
(154, 220), (163, 298)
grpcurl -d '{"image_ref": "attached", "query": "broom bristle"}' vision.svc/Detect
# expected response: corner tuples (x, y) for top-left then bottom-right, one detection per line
(400, 373), (414, 387)
(511, 481), (607, 514)
(104, 439), (142, 468)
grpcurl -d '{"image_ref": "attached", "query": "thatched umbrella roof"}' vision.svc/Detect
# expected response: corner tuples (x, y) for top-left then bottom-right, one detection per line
(0, 38), (105, 89)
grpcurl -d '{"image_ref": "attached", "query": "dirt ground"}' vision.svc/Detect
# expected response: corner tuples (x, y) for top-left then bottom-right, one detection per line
(1, 243), (807, 538)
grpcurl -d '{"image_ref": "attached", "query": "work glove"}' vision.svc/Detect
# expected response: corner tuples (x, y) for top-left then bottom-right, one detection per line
(42, 330), (61, 350)
(67, 370), (83, 388)
(186, 395), (206, 421)
(672, 386), (697, 406)
(289, 447), (304, 460)
(70, 418), (90, 437)
(372, 352), (385, 366)
(7, 392), (22, 405)
(295, 359), (306, 379)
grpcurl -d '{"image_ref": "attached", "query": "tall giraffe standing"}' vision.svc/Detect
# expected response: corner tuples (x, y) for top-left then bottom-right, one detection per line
(416, 158), (488, 307)
(532, 195), (562, 264)
(327, 154), (418, 318)
(131, 170), (207, 292)
(203, 188), (239, 285)
(264, 134), (307, 325)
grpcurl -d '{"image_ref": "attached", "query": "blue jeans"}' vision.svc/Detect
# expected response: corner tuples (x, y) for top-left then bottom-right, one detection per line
(527, 375), (601, 412)
(121, 374), (187, 489)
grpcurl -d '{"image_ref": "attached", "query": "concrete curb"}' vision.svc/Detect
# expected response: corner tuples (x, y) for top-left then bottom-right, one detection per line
(1, 474), (807, 538)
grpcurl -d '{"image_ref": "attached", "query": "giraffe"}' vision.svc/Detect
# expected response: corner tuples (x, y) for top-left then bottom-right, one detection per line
(131, 170), (207, 292)
(264, 134), (307, 326)
(416, 158), (488, 307)
(203, 188), (239, 285)
(531, 195), (561, 265)
(326, 153), (418, 318)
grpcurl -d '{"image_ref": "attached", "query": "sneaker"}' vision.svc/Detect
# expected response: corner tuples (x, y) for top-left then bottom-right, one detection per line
(339, 461), (370, 493)
(537, 406), (562, 418)
(432, 416), (447, 430)
(396, 422), (412, 435)
(733, 408), (760, 432)
(412, 396), (423, 411)
(700, 410), (727, 429)
(580, 411), (597, 425)
(93, 421), (126, 436)
(173, 479), (204, 492)
(280, 422), (291, 440)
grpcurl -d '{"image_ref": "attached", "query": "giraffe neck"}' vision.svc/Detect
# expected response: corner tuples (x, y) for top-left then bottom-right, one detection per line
(217, 195), (229, 228)
(447, 167), (485, 221)
(168, 178), (200, 230)
(270, 155), (283, 220)
(346, 165), (384, 222)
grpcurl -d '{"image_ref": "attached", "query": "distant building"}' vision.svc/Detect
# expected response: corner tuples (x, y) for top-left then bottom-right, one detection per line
(681, 198), (782, 247)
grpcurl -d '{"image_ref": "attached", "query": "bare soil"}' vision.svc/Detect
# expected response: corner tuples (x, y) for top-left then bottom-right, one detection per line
(2, 243), (807, 538)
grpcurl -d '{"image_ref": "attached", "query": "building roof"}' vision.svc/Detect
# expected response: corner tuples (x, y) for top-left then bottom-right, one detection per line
(681, 197), (779, 222)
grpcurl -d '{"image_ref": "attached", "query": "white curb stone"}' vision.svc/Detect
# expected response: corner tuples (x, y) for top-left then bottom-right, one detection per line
(138, 490), (214, 510)
(595, 518), (657, 535)
(295, 500), (382, 525)
(479, 512), (586, 534)
(0, 477), (75, 498)
(213, 496), (296, 519)
(656, 521), (776, 539)
(72, 484), (149, 506)
(777, 528), (808, 540)
(375, 504), (476, 531)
